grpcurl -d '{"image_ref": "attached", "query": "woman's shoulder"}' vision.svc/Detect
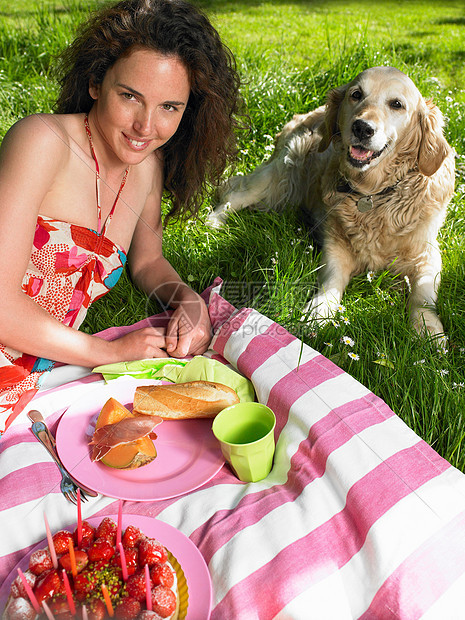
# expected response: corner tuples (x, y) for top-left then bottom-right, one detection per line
(2, 113), (84, 159)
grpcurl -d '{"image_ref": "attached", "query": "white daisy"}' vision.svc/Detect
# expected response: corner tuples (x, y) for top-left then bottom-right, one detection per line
(341, 336), (355, 347)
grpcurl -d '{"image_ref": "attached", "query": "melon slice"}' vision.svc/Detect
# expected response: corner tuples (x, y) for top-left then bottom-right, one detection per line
(93, 397), (157, 469)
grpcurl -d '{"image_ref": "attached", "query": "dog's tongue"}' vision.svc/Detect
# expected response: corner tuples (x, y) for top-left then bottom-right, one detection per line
(350, 146), (373, 161)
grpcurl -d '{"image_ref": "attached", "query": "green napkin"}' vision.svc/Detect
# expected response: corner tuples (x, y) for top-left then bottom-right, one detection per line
(92, 356), (255, 403)
(93, 358), (188, 382)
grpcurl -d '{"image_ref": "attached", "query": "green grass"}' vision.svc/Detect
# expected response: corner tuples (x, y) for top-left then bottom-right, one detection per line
(2, 0), (465, 469)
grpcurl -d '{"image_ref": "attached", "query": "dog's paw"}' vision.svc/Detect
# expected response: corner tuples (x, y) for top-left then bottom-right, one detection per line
(206, 203), (232, 229)
(301, 293), (340, 324)
(411, 307), (447, 350)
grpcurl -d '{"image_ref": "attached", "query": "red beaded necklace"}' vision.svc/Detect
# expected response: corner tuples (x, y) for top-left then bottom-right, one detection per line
(84, 115), (130, 235)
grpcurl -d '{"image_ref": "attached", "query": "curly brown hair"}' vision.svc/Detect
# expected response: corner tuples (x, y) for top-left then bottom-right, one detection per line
(55, 0), (243, 220)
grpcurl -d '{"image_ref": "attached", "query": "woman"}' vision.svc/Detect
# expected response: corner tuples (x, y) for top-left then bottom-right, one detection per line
(0, 0), (242, 432)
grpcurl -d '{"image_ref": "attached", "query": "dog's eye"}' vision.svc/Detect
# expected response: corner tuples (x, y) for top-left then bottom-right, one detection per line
(350, 89), (362, 101)
(389, 99), (403, 109)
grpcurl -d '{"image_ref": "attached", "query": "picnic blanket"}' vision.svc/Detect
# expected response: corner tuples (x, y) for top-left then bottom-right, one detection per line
(2, 277), (465, 618)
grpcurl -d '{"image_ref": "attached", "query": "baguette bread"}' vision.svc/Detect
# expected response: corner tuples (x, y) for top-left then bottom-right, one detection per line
(133, 380), (240, 419)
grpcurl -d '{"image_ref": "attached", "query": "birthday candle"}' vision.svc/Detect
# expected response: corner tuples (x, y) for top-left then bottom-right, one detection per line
(77, 488), (82, 548)
(62, 569), (77, 615)
(43, 513), (58, 569)
(42, 600), (56, 620)
(116, 499), (123, 547)
(145, 564), (152, 611)
(68, 539), (78, 577)
(17, 568), (40, 614)
(101, 584), (114, 617)
(118, 542), (128, 581)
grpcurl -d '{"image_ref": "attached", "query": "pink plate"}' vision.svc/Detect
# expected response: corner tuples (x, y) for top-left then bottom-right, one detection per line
(0, 514), (212, 619)
(55, 377), (225, 501)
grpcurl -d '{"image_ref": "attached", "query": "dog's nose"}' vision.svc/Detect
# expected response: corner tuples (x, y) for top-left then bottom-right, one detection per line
(352, 119), (375, 141)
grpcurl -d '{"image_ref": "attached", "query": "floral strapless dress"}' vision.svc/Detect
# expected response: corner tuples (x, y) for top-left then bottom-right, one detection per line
(0, 215), (127, 434)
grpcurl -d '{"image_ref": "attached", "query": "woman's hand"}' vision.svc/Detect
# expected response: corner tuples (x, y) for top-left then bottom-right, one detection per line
(110, 326), (169, 360)
(165, 293), (212, 358)
(127, 193), (212, 359)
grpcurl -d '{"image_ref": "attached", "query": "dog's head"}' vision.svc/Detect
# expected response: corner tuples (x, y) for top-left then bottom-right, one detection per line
(319, 66), (451, 182)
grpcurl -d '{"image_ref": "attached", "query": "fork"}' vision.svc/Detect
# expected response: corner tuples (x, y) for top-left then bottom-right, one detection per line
(28, 410), (98, 504)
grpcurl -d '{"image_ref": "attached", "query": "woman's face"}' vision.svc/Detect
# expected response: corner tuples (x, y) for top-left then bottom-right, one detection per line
(88, 47), (190, 167)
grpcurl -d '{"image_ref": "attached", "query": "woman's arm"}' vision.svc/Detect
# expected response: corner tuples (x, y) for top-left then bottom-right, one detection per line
(128, 159), (211, 358)
(0, 115), (168, 366)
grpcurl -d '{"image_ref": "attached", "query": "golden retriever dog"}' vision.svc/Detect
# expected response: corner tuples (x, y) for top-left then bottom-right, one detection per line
(208, 66), (455, 341)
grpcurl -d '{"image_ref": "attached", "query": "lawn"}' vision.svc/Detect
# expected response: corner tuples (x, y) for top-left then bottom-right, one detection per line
(1, 0), (465, 468)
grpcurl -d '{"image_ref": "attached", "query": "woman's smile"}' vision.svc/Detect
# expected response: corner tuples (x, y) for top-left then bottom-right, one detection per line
(123, 133), (152, 150)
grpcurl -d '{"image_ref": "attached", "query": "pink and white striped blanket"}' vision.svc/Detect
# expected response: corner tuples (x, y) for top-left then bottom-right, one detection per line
(2, 279), (465, 618)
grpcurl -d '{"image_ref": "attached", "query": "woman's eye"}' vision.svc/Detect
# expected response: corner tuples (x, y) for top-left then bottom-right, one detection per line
(122, 92), (136, 101)
(162, 104), (177, 112)
(390, 99), (403, 109)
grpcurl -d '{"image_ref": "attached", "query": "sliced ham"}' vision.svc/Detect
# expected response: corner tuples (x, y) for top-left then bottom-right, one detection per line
(89, 415), (163, 462)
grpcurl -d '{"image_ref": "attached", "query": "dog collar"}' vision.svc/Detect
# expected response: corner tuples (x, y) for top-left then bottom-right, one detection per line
(337, 178), (401, 213)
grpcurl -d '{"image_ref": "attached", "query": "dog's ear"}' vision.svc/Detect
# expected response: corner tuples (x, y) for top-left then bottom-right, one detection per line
(417, 99), (451, 176)
(318, 85), (347, 152)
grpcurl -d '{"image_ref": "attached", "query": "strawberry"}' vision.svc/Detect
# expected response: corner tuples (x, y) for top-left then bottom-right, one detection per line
(75, 535), (92, 551)
(150, 562), (175, 588)
(138, 539), (167, 567)
(74, 569), (98, 600)
(114, 597), (142, 619)
(125, 570), (147, 602)
(86, 599), (106, 620)
(122, 525), (143, 548)
(28, 548), (53, 576)
(151, 585), (177, 618)
(48, 595), (72, 615)
(138, 612), (165, 620)
(103, 577), (123, 599)
(74, 563), (123, 602)
(96, 517), (117, 544)
(4, 597), (36, 620)
(90, 558), (112, 572)
(112, 546), (138, 576)
(52, 530), (74, 555)
(59, 549), (89, 573)
(73, 520), (96, 549)
(33, 569), (64, 604)
(87, 537), (115, 563)
(10, 570), (36, 598)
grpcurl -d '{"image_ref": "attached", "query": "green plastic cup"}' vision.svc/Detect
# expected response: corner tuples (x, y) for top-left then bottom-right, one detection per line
(212, 402), (276, 482)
